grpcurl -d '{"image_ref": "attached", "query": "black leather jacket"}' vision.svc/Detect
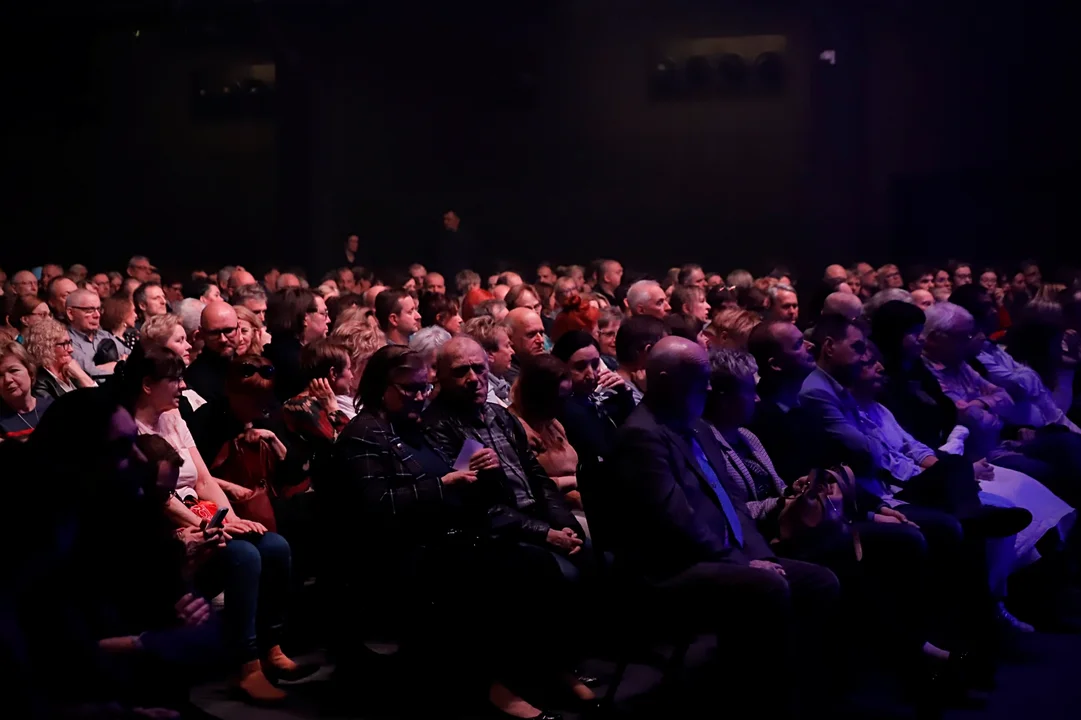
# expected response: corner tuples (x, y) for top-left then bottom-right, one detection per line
(423, 398), (582, 544)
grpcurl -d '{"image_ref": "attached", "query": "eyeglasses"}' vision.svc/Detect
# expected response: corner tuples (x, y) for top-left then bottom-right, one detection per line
(393, 382), (434, 398)
(204, 326), (238, 337)
(70, 306), (101, 314)
(238, 364), (275, 379)
(55, 340), (74, 349)
(307, 309), (330, 318)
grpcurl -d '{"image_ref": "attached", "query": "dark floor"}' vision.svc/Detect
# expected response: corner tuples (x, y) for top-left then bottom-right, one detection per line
(190, 630), (1081, 720)
(191, 570), (1081, 720)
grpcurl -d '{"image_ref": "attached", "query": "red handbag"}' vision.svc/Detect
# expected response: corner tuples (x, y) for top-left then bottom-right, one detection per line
(212, 437), (279, 532)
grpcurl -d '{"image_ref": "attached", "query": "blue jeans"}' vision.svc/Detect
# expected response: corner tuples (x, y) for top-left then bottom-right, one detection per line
(196, 531), (292, 663)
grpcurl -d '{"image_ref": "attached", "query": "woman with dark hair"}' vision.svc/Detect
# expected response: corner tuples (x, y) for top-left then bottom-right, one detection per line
(328, 346), (592, 717)
(6, 294), (50, 343)
(324, 348), (470, 667)
(510, 354), (583, 521)
(551, 330), (635, 476)
(263, 287), (330, 401)
(418, 292), (462, 334)
(112, 344), (309, 705)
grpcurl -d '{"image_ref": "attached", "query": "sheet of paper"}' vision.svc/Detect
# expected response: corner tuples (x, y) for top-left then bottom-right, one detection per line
(453, 437), (485, 471)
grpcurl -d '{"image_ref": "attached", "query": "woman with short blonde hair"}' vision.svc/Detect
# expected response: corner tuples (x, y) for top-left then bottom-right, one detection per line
(24, 317), (93, 399)
(330, 321), (386, 417)
(704, 308), (762, 351)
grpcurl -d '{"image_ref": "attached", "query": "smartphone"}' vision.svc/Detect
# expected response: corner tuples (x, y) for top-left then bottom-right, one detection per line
(206, 507), (230, 530)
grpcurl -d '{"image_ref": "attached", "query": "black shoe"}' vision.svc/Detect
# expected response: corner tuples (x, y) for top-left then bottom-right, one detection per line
(961, 506), (1033, 538)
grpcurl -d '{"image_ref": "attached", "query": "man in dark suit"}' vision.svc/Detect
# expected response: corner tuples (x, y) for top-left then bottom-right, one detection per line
(606, 337), (839, 713)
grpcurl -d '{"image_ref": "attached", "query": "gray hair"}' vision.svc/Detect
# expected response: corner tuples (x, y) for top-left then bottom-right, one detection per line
(597, 306), (623, 331)
(231, 283), (267, 305)
(923, 302), (973, 336)
(626, 280), (661, 312)
(767, 283), (797, 300)
(175, 298), (205, 336)
(726, 269), (754, 290)
(708, 347), (759, 385)
(863, 288), (913, 318)
(409, 325), (453, 358)
(65, 288), (97, 309)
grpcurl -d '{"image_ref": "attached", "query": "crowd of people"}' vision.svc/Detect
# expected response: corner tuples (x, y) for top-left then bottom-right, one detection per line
(2, 239), (1080, 719)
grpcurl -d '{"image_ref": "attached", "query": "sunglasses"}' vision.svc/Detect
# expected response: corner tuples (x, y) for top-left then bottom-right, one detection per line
(238, 364), (275, 379)
(450, 363), (487, 379)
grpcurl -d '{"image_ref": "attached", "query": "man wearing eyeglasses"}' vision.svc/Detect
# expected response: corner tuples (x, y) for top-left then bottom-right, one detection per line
(66, 289), (117, 379)
(186, 301), (241, 405)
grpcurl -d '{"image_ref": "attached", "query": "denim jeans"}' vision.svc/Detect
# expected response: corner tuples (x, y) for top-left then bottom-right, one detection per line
(196, 531), (292, 663)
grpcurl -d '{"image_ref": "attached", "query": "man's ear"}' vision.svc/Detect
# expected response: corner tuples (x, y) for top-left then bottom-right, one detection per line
(768, 355), (783, 374)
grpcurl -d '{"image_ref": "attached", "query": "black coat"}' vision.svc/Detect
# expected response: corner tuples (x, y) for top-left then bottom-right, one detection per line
(605, 403), (775, 583)
(423, 399), (582, 544)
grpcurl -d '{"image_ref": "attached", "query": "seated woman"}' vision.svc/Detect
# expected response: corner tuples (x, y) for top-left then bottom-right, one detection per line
(113, 344), (310, 705)
(328, 345), (592, 719)
(329, 319), (385, 418)
(1, 342), (53, 442)
(6, 293), (51, 343)
(100, 295), (139, 357)
(509, 354), (585, 528)
(24, 317), (93, 399)
(282, 338), (352, 493)
(703, 307), (761, 350)
(550, 330), (635, 469)
(235, 305), (271, 356)
(190, 355), (291, 534)
(141, 313), (207, 417)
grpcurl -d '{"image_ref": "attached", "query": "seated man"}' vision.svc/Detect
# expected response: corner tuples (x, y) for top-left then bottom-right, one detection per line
(799, 314), (1029, 642)
(605, 336), (839, 714)
(922, 302), (1081, 509)
(424, 336), (590, 579)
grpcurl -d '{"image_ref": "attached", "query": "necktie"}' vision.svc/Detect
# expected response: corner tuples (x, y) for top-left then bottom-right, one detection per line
(690, 438), (744, 548)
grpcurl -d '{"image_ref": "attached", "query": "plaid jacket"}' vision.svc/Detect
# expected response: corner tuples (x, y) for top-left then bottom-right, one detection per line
(329, 410), (461, 543)
(423, 398), (582, 543)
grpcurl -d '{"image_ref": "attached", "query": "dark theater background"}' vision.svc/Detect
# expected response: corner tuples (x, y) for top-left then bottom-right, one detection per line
(1, 0), (1075, 280)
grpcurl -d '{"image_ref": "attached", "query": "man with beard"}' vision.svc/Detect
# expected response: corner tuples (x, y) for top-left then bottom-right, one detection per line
(423, 336), (589, 576)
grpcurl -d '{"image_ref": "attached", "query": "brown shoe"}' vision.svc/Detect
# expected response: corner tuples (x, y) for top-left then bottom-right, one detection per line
(262, 645), (318, 682)
(234, 659), (287, 704)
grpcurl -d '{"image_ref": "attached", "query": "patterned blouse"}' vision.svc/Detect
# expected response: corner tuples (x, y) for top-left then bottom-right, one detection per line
(282, 393), (350, 491)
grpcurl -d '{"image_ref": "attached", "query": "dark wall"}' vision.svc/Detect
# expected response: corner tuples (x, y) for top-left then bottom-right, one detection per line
(1, 25), (277, 274)
(3, 2), (1075, 282)
(298, 0), (818, 277)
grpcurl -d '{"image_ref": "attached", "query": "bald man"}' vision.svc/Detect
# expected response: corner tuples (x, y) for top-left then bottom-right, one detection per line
(277, 273), (302, 289)
(824, 264), (848, 282)
(362, 284), (388, 309)
(185, 301), (240, 404)
(423, 271), (446, 295)
(47, 277), (78, 320)
(610, 336), (838, 710)
(425, 336), (587, 568)
(227, 269), (257, 298)
(503, 308), (546, 385)
(822, 291), (863, 322)
(911, 288), (935, 311)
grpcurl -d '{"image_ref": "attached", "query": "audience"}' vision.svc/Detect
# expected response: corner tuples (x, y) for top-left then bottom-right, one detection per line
(6, 245), (1081, 719)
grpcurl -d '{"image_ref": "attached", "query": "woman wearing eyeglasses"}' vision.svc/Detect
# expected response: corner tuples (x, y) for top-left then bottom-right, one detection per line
(114, 344), (312, 704)
(24, 317), (94, 400)
(325, 347), (483, 684)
